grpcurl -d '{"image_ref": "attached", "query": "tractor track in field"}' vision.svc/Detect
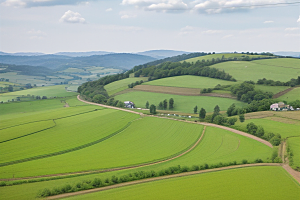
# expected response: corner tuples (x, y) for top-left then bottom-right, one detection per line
(46, 163), (283, 200)
(0, 126), (206, 182)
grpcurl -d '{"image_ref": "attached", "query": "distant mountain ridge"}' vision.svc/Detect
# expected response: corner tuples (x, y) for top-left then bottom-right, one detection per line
(0, 53), (157, 70)
(273, 51), (300, 58)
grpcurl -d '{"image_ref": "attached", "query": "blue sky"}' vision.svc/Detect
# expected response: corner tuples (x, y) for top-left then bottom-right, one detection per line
(0, 0), (299, 53)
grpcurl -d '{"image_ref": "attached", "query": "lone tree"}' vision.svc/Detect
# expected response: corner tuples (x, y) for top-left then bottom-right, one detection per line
(226, 103), (236, 116)
(239, 114), (245, 122)
(158, 102), (163, 109)
(199, 108), (206, 119)
(150, 104), (156, 114)
(163, 99), (168, 109)
(194, 105), (198, 114)
(169, 98), (174, 109)
(213, 105), (220, 116)
(145, 101), (149, 109)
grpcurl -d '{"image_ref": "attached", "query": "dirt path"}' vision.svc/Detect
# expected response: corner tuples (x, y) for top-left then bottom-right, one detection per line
(46, 163), (282, 199)
(77, 95), (273, 148)
(282, 164), (300, 184)
(0, 126), (206, 182)
(273, 87), (295, 99)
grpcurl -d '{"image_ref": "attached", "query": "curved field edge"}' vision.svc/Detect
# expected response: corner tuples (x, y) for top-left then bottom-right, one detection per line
(47, 165), (300, 200)
(0, 117), (203, 179)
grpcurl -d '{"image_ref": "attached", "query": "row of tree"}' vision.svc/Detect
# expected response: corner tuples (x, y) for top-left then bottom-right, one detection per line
(257, 77), (300, 87)
(128, 80), (144, 88)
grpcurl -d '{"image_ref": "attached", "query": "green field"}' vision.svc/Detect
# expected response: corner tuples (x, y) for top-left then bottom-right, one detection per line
(0, 85), (77, 102)
(64, 166), (300, 200)
(184, 53), (269, 63)
(276, 87), (300, 102)
(144, 75), (236, 89)
(254, 85), (290, 94)
(288, 137), (300, 170)
(104, 77), (149, 96)
(211, 58), (300, 82)
(232, 118), (300, 139)
(0, 117), (201, 178)
(115, 91), (246, 113)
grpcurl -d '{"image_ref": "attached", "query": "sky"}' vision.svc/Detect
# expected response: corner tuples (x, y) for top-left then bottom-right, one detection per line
(0, 0), (299, 54)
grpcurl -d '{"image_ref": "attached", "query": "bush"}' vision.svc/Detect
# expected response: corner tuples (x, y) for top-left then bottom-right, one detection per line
(38, 188), (51, 197)
(242, 159), (248, 164)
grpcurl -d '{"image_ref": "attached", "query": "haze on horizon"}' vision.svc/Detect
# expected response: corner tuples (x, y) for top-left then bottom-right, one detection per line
(0, 0), (299, 54)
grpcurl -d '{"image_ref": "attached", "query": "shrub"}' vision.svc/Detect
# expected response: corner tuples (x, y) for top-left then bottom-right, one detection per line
(242, 159), (248, 164)
(38, 188), (51, 197)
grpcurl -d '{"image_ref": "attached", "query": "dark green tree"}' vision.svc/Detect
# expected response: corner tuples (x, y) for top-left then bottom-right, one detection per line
(145, 101), (149, 109)
(199, 108), (206, 119)
(92, 94), (106, 103)
(228, 117), (237, 125)
(214, 105), (220, 116)
(8, 85), (13, 92)
(194, 105), (198, 114)
(246, 122), (258, 135)
(169, 98), (174, 109)
(239, 114), (245, 122)
(150, 104), (156, 114)
(226, 103), (236, 116)
(158, 102), (163, 109)
(163, 99), (168, 109)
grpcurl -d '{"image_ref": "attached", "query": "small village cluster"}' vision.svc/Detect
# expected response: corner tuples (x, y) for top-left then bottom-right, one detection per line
(270, 102), (299, 111)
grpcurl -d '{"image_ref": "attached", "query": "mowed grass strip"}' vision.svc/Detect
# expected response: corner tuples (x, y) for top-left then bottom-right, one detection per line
(288, 137), (300, 170)
(276, 87), (300, 102)
(212, 58), (300, 82)
(0, 110), (139, 164)
(63, 166), (300, 200)
(232, 118), (300, 138)
(115, 91), (246, 113)
(0, 117), (201, 178)
(104, 77), (148, 96)
(0, 85), (77, 102)
(134, 85), (200, 96)
(144, 75), (235, 89)
(254, 85), (290, 95)
(0, 120), (55, 143)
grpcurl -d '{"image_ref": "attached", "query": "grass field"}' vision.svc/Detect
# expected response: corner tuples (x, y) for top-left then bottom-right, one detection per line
(0, 85), (77, 102)
(115, 91), (246, 113)
(0, 117), (201, 178)
(288, 137), (300, 170)
(64, 166), (300, 200)
(144, 75), (236, 89)
(184, 53), (269, 63)
(276, 87), (300, 102)
(254, 85), (290, 94)
(104, 77), (149, 96)
(232, 118), (300, 139)
(211, 58), (300, 82)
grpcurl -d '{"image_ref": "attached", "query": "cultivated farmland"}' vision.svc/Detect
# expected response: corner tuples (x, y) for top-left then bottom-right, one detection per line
(115, 91), (246, 113)
(104, 77), (148, 96)
(276, 87), (300, 102)
(211, 58), (300, 82)
(63, 166), (300, 200)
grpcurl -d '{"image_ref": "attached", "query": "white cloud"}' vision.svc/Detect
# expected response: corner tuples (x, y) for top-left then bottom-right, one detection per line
(119, 11), (137, 19)
(1, 0), (26, 7)
(106, 8), (113, 12)
(223, 34), (233, 39)
(264, 21), (274, 24)
(59, 10), (86, 24)
(297, 15), (300, 23)
(122, 0), (189, 12)
(285, 27), (300, 31)
(202, 29), (222, 34)
(179, 26), (195, 35)
(27, 29), (46, 39)
(285, 33), (300, 37)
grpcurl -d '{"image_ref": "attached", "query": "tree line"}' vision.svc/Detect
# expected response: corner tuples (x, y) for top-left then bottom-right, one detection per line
(257, 76), (300, 87)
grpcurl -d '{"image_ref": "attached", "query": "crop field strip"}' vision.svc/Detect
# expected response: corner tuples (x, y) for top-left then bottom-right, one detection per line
(133, 85), (201, 96)
(48, 165), (300, 200)
(0, 109), (140, 166)
(0, 117), (202, 179)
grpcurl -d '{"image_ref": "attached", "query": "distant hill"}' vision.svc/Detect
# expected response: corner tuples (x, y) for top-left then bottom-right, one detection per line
(273, 51), (300, 58)
(54, 51), (113, 57)
(0, 63), (54, 76)
(0, 53), (157, 70)
(0, 51), (45, 56)
(137, 50), (190, 59)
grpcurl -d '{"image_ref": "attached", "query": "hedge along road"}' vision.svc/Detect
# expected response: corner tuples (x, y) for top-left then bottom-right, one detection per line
(46, 163), (283, 200)
(77, 95), (273, 148)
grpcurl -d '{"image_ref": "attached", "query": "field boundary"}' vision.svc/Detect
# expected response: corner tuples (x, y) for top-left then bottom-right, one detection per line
(46, 163), (282, 199)
(273, 87), (295, 99)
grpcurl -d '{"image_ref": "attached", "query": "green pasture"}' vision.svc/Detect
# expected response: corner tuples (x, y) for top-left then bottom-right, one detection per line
(115, 91), (246, 113)
(276, 87), (300, 102)
(0, 81), (16, 87)
(254, 85), (290, 94)
(0, 117), (201, 178)
(64, 166), (300, 200)
(104, 77), (148, 96)
(232, 118), (300, 138)
(288, 137), (300, 170)
(0, 85), (77, 102)
(184, 53), (268, 63)
(144, 75), (236, 89)
(0, 109), (139, 164)
(212, 58), (300, 82)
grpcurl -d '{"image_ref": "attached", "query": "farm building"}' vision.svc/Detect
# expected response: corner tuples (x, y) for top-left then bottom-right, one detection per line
(270, 102), (292, 111)
(124, 101), (135, 108)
